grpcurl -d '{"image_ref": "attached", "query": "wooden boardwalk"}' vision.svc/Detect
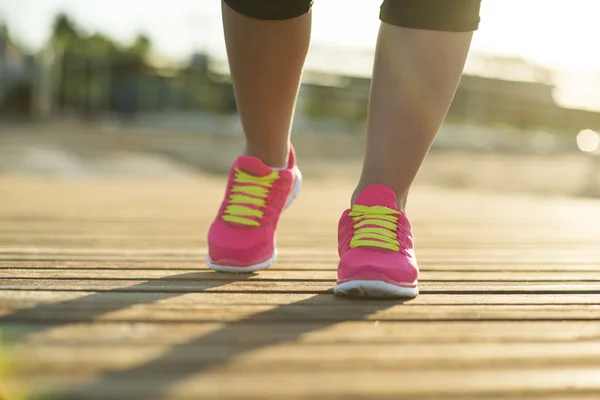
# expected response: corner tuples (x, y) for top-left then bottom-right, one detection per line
(1, 176), (600, 399)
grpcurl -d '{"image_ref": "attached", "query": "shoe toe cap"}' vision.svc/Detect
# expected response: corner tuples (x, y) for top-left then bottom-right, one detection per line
(338, 248), (418, 285)
(208, 221), (274, 265)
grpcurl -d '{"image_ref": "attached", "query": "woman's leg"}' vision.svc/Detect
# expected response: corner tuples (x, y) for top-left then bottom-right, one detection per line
(354, 0), (480, 210)
(222, 0), (312, 168)
(354, 27), (473, 210)
(335, 0), (481, 298)
(207, 1), (311, 272)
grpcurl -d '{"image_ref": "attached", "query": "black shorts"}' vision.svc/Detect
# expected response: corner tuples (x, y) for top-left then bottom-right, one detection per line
(224, 0), (481, 32)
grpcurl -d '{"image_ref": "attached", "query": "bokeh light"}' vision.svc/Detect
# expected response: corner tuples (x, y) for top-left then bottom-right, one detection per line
(577, 129), (600, 153)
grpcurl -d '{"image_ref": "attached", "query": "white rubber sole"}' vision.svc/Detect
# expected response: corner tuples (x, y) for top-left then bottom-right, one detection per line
(206, 250), (278, 273)
(334, 280), (419, 298)
(207, 168), (302, 273)
(284, 167), (302, 209)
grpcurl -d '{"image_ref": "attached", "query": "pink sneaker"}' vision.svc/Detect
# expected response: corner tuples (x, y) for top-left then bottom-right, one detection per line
(334, 184), (419, 298)
(206, 147), (302, 272)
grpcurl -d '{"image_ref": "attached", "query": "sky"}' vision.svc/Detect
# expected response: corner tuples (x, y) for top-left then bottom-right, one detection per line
(2, 0), (600, 110)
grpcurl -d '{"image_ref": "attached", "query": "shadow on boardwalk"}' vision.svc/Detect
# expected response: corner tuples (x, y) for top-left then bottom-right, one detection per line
(0, 271), (404, 398)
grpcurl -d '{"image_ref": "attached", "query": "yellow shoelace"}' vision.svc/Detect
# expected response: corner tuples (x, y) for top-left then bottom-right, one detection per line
(222, 168), (279, 227)
(349, 205), (401, 252)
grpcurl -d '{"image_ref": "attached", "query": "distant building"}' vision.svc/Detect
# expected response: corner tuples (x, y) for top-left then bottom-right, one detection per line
(297, 71), (370, 123)
(296, 54), (600, 134)
(449, 74), (558, 130)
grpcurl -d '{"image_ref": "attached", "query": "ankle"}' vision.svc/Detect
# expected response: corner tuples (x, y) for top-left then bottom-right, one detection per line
(351, 184), (408, 211)
(243, 142), (289, 169)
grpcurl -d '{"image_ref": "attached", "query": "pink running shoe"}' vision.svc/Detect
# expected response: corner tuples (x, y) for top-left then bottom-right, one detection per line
(334, 184), (419, 298)
(206, 147), (302, 272)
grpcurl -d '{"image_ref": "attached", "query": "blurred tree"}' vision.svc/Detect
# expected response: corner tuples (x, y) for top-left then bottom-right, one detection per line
(87, 33), (117, 54)
(130, 34), (151, 56)
(0, 20), (8, 40)
(50, 13), (80, 112)
(51, 12), (80, 47)
(0, 22), (34, 118)
(38, 12), (236, 118)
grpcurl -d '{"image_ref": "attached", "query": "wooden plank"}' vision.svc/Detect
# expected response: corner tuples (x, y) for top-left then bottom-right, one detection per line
(4, 321), (600, 345)
(6, 379), (600, 400)
(11, 368), (600, 399)
(3, 260), (600, 271)
(3, 291), (600, 307)
(9, 341), (600, 375)
(3, 268), (600, 282)
(6, 247), (600, 257)
(3, 302), (600, 322)
(3, 232), (600, 248)
(4, 252), (600, 266)
(2, 279), (599, 294)
(4, 233), (600, 248)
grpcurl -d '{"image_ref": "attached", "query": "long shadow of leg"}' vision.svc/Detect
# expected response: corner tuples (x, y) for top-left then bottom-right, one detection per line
(60, 294), (405, 399)
(0, 272), (254, 344)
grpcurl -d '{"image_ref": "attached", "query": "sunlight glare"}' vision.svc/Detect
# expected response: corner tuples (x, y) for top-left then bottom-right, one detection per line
(577, 129), (600, 152)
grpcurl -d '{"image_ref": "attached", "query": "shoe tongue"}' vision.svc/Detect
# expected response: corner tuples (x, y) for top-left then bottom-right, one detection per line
(355, 184), (399, 210)
(234, 156), (274, 177)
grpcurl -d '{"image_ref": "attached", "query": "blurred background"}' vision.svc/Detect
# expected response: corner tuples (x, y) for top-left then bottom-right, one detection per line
(1, 0), (600, 197)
